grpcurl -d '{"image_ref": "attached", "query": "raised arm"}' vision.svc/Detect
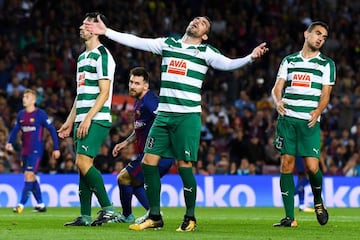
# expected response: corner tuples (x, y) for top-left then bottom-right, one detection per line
(208, 42), (268, 71)
(85, 15), (163, 54)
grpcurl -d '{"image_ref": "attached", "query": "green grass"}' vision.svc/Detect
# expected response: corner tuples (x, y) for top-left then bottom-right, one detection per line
(0, 207), (359, 240)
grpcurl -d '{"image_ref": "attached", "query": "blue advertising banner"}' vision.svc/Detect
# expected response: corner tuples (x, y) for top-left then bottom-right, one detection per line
(0, 174), (359, 208)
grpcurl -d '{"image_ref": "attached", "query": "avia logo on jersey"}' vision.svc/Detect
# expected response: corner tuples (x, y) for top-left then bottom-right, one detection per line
(292, 73), (311, 87)
(77, 73), (85, 87)
(168, 59), (187, 75)
(22, 126), (36, 132)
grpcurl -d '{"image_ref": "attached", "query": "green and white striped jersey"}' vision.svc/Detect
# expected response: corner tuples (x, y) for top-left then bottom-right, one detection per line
(75, 44), (115, 126)
(105, 29), (254, 114)
(277, 51), (336, 121)
(158, 38), (213, 113)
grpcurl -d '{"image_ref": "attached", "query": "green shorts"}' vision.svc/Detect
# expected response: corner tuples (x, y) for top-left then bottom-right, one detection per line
(273, 116), (321, 158)
(74, 121), (110, 158)
(144, 112), (201, 162)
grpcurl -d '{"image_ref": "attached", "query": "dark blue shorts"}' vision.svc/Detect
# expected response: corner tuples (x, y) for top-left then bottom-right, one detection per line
(22, 154), (42, 173)
(126, 153), (174, 183)
(295, 156), (305, 173)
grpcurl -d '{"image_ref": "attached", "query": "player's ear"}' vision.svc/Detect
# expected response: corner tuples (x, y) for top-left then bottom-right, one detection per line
(144, 82), (149, 90)
(202, 34), (208, 41)
(304, 30), (308, 40)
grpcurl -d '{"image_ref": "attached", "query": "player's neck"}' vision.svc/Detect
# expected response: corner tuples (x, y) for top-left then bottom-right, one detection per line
(138, 90), (149, 100)
(181, 34), (202, 45)
(25, 105), (36, 113)
(301, 46), (320, 59)
(85, 38), (101, 52)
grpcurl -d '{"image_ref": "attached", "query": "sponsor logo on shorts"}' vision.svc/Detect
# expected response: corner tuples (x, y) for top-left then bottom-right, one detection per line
(313, 148), (319, 154)
(81, 145), (89, 152)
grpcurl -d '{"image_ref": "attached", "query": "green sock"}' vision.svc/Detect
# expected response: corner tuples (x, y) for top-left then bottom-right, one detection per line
(178, 167), (197, 217)
(308, 169), (323, 205)
(84, 166), (112, 208)
(141, 163), (161, 215)
(280, 173), (295, 220)
(79, 173), (92, 216)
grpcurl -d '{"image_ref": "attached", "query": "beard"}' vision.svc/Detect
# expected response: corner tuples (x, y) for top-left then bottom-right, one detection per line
(129, 90), (140, 98)
(307, 41), (321, 52)
(185, 26), (197, 38)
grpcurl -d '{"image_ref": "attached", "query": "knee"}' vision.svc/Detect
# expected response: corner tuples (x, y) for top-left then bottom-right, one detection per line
(307, 164), (319, 174)
(280, 158), (295, 173)
(24, 171), (36, 181)
(117, 170), (131, 185)
(305, 158), (320, 174)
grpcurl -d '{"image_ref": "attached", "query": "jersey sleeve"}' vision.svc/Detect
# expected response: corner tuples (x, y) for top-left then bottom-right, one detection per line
(96, 46), (115, 81)
(144, 91), (159, 117)
(322, 59), (336, 86)
(205, 45), (253, 71)
(39, 110), (60, 150)
(276, 57), (289, 80)
(105, 29), (165, 55)
(7, 113), (22, 144)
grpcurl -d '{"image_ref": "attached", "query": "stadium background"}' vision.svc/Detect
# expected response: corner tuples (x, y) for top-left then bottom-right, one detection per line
(0, 0), (359, 207)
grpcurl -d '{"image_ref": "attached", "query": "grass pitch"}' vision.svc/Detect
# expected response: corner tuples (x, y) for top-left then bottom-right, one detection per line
(0, 207), (358, 240)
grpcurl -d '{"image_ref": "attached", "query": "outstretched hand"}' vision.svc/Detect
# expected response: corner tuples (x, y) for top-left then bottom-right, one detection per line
(84, 15), (107, 35)
(251, 42), (269, 60)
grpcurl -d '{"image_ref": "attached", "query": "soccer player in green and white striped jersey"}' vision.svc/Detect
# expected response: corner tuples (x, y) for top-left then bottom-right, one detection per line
(58, 12), (119, 227)
(272, 21), (335, 228)
(85, 16), (268, 231)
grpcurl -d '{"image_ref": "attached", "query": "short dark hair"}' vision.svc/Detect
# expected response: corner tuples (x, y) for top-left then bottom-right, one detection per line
(84, 12), (109, 26)
(129, 67), (149, 83)
(204, 16), (212, 36)
(307, 21), (329, 33)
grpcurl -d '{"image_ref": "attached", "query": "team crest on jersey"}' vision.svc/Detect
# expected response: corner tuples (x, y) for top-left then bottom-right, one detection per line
(135, 110), (141, 118)
(30, 118), (35, 123)
(168, 59), (187, 76)
(292, 73), (311, 87)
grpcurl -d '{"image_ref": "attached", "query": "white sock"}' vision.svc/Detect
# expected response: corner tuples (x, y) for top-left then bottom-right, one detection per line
(36, 203), (45, 208)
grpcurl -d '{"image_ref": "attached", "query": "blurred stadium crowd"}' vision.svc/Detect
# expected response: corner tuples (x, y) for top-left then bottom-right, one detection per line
(1, 0), (360, 176)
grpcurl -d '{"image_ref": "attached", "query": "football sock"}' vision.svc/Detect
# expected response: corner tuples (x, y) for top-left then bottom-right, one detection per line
(20, 181), (33, 205)
(178, 167), (197, 217)
(295, 177), (308, 205)
(298, 186), (305, 206)
(119, 183), (133, 216)
(141, 163), (161, 216)
(84, 166), (112, 208)
(32, 180), (43, 204)
(133, 185), (149, 210)
(79, 173), (92, 216)
(308, 169), (323, 205)
(280, 173), (295, 220)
